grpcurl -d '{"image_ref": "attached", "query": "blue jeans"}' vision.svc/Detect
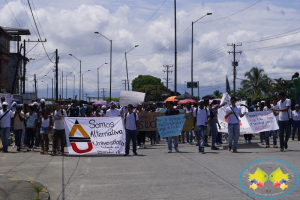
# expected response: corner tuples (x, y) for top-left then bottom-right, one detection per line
(260, 132), (265, 142)
(185, 131), (193, 143)
(278, 121), (291, 149)
(272, 130), (278, 144)
(209, 121), (218, 147)
(167, 136), (178, 151)
(228, 124), (240, 150)
(295, 93), (300, 105)
(264, 131), (270, 145)
(125, 129), (137, 154)
(197, 125), (207, 150)
(1, 127), (11, 151)
(292, 120), (300, 139)
(13, 129), (23, 148)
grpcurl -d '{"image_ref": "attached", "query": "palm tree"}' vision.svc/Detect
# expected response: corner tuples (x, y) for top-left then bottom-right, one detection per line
(213, 90), (223, 98)
(241, 67), (271, 96)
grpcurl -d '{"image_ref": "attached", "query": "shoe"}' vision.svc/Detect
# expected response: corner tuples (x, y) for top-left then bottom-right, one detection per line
(124, 153), (129, 156)
(261, 142), (265, 145)
(211, 147), (219, 150)
(33, 146), (37, 149)
(204, 143), (210, 147)
(228, 146), (232, 151)
(17, 147), (21, 151)
(266, 144), (270, 148)
(216, 142), (221, 146)
(280, 148), (284, 152)
(175, 148), (179, 153)
(233, 150), (238, 153)
(137, 146), (141, 149)
(133, 152), (138, 156)
(27, 148), (31, 151)
(284, 142), (288, 149)
(244, 140), (247, 143)
(144, 146), (146, 149)
(168, 150), (172, 153)
(186, 142), (190, 144)
(190, 142), (193, 145)
(248, 140), (252, 143)
(292, 137), (294, 140)
(3, 150), (8, 153)
(196, 143), (199, 146)
(273, 144), (278, 148)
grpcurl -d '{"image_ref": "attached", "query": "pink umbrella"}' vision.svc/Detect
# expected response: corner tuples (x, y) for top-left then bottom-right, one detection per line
(93, 100), (108, 106)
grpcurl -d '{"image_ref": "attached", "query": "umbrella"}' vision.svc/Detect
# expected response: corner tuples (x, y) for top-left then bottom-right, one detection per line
(175, 94), (197, 101)
(109, 101), (119, 106)
(202, 95), (216, 100)
(178, 99), (197, 105)
(164, 96), (179, 102)
(93, 100), (108, 106)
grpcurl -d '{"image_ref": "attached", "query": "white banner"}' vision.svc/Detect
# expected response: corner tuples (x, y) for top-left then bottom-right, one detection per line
(64, 117), (125, 155)
(119, 91), (145, 107)
(0, 93), (13, 109)
(245, 111), (279, 133)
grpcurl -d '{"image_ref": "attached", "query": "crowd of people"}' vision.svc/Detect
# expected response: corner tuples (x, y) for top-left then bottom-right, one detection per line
(0, 89), (299, 155)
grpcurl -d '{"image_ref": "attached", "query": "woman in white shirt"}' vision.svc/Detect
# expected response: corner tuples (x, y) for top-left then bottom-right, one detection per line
(39, 107), (53, 154)
(292, 104), (300, 141)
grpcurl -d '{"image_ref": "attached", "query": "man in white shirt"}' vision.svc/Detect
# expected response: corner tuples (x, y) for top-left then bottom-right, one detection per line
(225, 97), (245, 153)
(291, 104), (300, 141)
(106, 102), (120, 117)
(0, 97), (5, 110)
(185, 102), (194, 145)
(51, 101), (67, 156)
(0, 102), (14, 152)
(273, 91), (292, 151)
(263, 99), (277, 148)
(193, 101), (210, 154)
(124, 104), (139, 156)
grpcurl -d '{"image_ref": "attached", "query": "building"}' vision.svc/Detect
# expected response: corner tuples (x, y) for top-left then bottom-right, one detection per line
(0, 26), (12, 92)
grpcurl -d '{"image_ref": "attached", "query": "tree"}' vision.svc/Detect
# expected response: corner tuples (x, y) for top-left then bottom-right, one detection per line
(135, 85), (169, 101)
(107, 97), (120, 103)
(213, 90), (223, 98)
(226, 76), (231, 94)
(132, 75), (164, 91)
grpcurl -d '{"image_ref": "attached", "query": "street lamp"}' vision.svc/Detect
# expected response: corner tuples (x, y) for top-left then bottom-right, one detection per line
(69, 54), (82, 100)
(94, 32), (112, 102)
(41, 81), (48, 99)
(44, 75), (53, 100)
(191, 13), (212, 96)
(66, 72), (72, 99)
(58, 68), (63, 99)
(97, 63), (108, 100)
(82, 70), (90, 101)
(73, 72), (80, 100)
(125, 45), (139, 91)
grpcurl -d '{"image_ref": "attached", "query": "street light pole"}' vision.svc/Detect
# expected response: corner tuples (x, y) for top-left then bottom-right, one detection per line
(66, 72), (72, 99)
(82, 70), (90, 101)
(69, 54), (81, 100)
(44, 75), (53, 100)
(125, 45), (139, 91)
(97, 63), (108, 100)
(191, 13), (212, 96)
(94, 32), (112, 102)
(41, 81), (48, 99)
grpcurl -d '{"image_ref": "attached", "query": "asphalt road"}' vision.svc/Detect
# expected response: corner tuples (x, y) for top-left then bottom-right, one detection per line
(1, 136), (300, 200)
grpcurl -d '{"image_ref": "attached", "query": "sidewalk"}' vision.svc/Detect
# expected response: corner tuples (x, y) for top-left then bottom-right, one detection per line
(0, 174), (50, 200)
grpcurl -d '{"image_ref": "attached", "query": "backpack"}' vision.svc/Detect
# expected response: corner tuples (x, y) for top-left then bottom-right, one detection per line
(124, 112), (137, 127)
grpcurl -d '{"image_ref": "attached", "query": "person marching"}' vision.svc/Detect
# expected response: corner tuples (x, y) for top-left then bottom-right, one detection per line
(39, 107), (53, 154)
(291, 104), (300, 141)
(0, 102), (13, 152)
(12, 105), (25, 151)
(263, 99), (276, 148)
(124, 104), (139, 156)
(185, 102), (194, 145)
(166, 101), (180, 153)
(225, 97), (245, 153)
(25, 106), (38, 151)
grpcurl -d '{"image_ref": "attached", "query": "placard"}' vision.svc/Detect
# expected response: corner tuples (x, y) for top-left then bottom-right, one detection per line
(156, 115), (186, 137)
(119, 91), (145, 107)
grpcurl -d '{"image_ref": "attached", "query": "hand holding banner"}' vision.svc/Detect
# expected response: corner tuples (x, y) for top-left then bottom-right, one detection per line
(156, 115), (186, 137)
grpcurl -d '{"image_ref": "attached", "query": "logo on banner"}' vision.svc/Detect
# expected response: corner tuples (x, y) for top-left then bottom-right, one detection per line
(239, 159), (299, 199)
(69, 120), (93, 154)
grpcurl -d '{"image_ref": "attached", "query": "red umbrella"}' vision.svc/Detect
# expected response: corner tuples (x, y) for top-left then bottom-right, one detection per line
(93, 100), (108, 106)
(178, 99), (197, 105)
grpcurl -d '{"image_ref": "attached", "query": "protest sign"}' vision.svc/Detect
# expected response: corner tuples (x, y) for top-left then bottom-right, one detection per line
(182, 113), (194, 131)
(119, 91), (145, 107)
(64, 117), (125, 155)
(156, 115), (186, 137)
(0, 93), (13, 109)
(138, 112), (164, 131)
(220, 92), (231, 106)
(245, 111), (279, 133)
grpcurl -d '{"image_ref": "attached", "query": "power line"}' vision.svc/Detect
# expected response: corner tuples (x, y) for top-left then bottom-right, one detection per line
(27, 0), (54, 63)
(30, 0), (46, 38)
(5, 0), (23, 28)
(20, 0), (38, 37)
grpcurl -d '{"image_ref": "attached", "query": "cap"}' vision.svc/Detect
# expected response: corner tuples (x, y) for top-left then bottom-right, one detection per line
(40, 99), (45, 103)
(296, 104), (299, 107)
(11, 102), (17, 107)
(2, 102), (8, 106)
(102, 105), (107, 109)
(110, 102), (115, 106)
(33, 102), (38, 106)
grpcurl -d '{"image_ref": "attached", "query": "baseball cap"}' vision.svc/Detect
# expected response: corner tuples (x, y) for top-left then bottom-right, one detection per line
(40, 99), (45, 103)
(33, 102), (38, 106)
(11, 102), (17, 107)
(2, 102), (8, 106)
(102, 105), (107, 109)
(296, 104), (299, 107)
(110, 102), (115, 106)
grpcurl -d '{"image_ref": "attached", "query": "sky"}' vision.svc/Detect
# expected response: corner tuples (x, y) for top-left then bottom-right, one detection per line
(1, 0), (300, 100)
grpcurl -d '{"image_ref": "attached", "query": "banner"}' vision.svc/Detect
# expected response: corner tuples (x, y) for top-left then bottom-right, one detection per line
(138, 112), (164, 131)
(245, 111), (279, 133)
(0, 93), (13, 109)
(220, 92), (231, 106)
(64, 117), (125, 155)
(156, 115), (186, 137)
(119, 91), (145, 107)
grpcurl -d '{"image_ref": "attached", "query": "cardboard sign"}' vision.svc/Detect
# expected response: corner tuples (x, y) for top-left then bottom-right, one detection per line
(119, 91), (145, 107)
(157, 115), (186, 137)
(138, 112), (164, 131)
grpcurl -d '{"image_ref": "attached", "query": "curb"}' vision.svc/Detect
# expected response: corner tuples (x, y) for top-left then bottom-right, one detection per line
(0, 174), (50, 200)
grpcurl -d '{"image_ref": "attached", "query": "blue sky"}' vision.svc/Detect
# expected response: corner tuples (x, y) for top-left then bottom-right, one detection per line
(1, 0), (300, 100)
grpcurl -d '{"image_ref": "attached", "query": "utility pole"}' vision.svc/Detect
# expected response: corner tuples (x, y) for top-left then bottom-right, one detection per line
(227, 44), (242, 97)
(163, 65), (173, 92)
(198, 81), (200, 99)
(62, 71), (63, 99)
(34, 74), (37, 99)
(101, 88), (107, 100)
(122, 80), (127, 91)
(174, 0), (177, 94)
(55, 49), (59, 101)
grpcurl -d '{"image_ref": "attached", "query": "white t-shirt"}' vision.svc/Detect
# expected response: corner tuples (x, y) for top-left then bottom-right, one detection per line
(53, 109), (67, 130)
(272, 105), (279, 121)
(263, 106), (273, 111)
(0, 110), (13, 128)
(193, 107), (209, 126)
(185, 107), (194, 113)
(292, 110), (300, 121)
(277, 99), (291, 121)
(106, 109), (120, 117)
(225, 106), (242, 124)
(125, 112), (139, 130)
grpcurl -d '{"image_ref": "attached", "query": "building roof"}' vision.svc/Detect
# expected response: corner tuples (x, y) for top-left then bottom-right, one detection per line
(1, 26), (31, 36)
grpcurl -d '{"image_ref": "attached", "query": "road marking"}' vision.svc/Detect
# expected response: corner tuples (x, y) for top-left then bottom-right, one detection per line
(8, 178), (18, 181)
